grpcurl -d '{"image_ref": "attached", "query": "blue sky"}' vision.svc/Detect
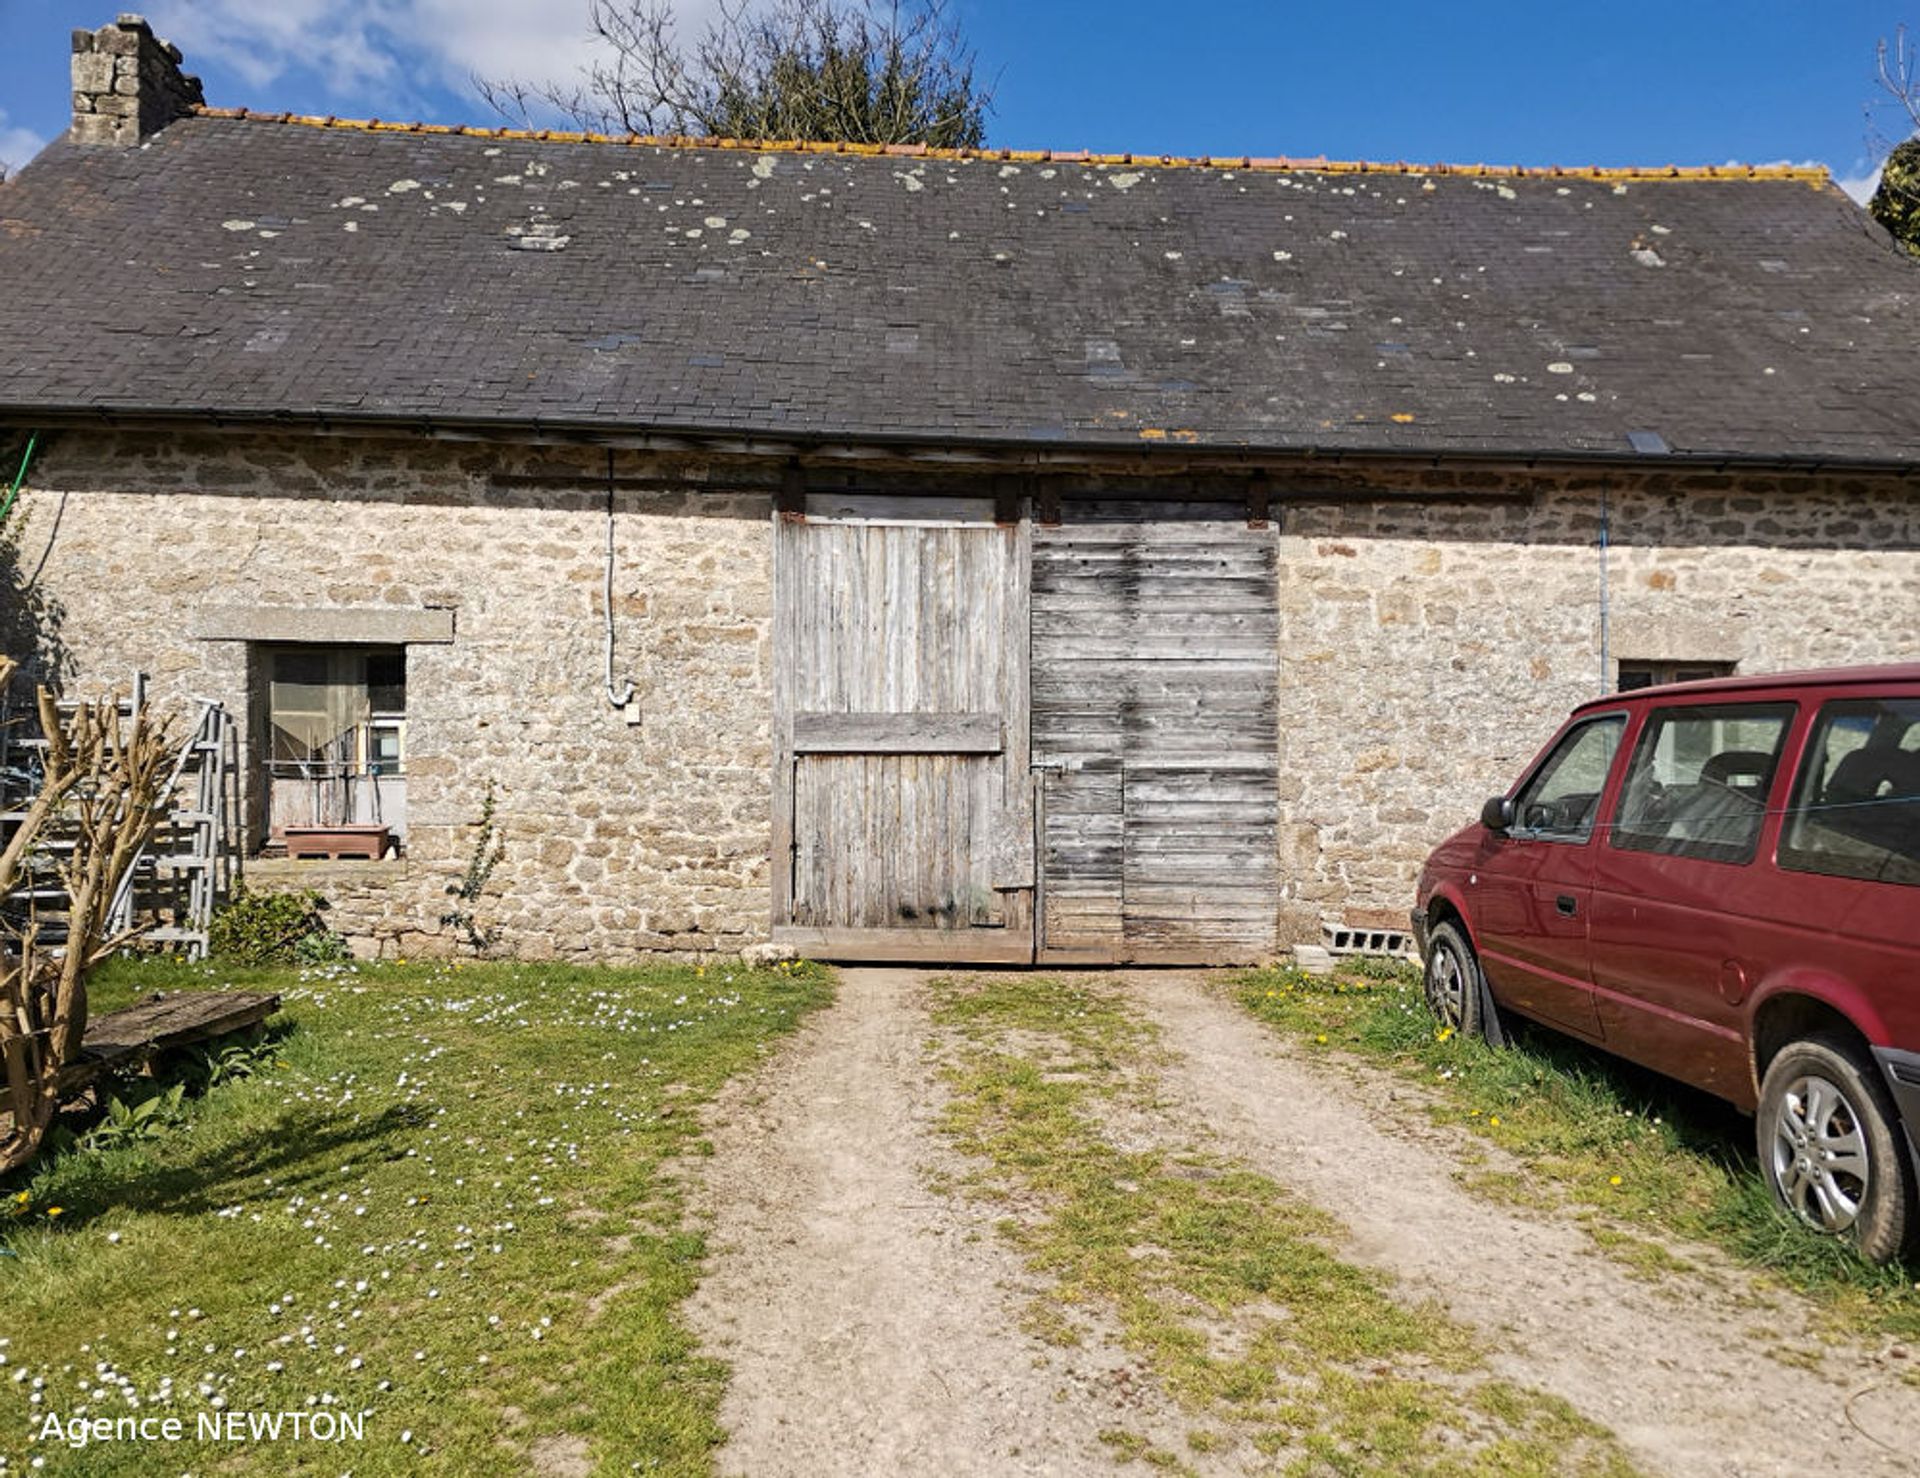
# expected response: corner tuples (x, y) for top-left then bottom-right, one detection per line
(1, 1), (1911, 200)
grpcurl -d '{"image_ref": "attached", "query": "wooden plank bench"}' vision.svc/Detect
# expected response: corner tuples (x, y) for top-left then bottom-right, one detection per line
(0, 990), (280, 1118)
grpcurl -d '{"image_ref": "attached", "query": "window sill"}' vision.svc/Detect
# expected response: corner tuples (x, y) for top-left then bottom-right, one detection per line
(244, 855), (412, 885)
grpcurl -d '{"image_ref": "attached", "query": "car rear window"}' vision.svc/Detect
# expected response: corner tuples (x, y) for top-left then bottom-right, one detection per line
(1779, 697), (1920, 887)
(1610, 703), (1795, 864)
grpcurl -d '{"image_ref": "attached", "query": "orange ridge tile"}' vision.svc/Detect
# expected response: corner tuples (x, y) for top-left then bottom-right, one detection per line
(184, 106), (1833, 184)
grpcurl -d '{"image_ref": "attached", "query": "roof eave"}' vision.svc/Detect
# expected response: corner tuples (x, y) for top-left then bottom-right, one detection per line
(2, 403), (1917, 480)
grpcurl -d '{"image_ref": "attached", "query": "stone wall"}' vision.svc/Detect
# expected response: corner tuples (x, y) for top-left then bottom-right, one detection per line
(8, 429), (774, 959)
(5, 429), (1916, 960)
(69, 15), (204, 148)
(1269, 465), (1920, 942)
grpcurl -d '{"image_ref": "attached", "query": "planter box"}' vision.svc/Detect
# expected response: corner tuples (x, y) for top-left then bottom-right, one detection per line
(282, 824), (394, 861)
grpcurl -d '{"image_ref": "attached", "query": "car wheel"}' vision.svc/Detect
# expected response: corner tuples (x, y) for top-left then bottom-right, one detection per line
(1757, 1036), (1916, 1265)
(1423, 921), (1487, 1039)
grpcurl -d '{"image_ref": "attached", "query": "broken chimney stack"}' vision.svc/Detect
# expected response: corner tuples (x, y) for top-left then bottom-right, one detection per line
(70, 13), (203, 146)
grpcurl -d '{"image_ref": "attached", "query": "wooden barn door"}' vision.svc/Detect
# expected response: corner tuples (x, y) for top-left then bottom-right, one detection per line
(1031, 501), (1279, 964)
(772, 495), (1034, 962)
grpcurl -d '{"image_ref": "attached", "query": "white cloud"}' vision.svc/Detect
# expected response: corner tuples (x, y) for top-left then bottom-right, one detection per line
(147, 0), (404, 94)
(392, 0), (628, 91)
(1837, 164), (1884, 205)
(0, 109), (48, 176)
(143, 0), (724, 113)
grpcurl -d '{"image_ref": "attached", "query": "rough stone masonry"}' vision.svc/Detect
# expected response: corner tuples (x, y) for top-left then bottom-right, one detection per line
(8, 428), (1916, 960)
(69, 14), (204, 148)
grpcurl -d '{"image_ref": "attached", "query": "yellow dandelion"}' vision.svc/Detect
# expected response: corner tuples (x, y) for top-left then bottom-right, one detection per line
(46, 1206), (62, 1218)
(1315, 1034), (1328, 1044)
(1489, 1115), (1502, 1128)
(1609, 1175), (1623, 1187)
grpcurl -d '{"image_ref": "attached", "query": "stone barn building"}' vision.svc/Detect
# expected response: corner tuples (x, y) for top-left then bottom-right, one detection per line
(0, 15), (1915, 963)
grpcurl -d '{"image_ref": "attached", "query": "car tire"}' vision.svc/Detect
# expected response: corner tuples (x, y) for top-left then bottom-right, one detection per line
(1423, 921), (1489, 1040)
(1756, 1036), (1916, 1265)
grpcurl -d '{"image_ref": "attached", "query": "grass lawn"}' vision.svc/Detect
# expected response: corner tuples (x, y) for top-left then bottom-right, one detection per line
(931, 974), (1636, 1476)
(0, 955), (832, 1475)
(1236, 961), (1920, 1342)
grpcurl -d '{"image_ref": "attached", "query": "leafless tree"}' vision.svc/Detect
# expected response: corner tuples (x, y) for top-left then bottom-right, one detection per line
(1874, 24), (1920, 141)
(1869, 25), (1920, 251)
(0, 665), (174, 1172)
(478, 0), (989, 147)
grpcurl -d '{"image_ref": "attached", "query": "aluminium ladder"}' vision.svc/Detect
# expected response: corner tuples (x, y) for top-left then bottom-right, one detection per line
(0, 678), (236, 960)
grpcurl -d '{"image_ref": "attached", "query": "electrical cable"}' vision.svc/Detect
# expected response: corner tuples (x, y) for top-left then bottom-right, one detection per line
(603, 448), (636, 709)
(1598, 481), (1611, 696)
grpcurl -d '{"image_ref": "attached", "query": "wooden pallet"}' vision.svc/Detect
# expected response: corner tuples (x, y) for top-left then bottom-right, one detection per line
(0, 990), (280, 1117)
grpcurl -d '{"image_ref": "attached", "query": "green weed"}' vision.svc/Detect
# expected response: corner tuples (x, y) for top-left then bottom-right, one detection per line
(931, 974), (1636, 1476)
(1237, 963), (1920, 1340)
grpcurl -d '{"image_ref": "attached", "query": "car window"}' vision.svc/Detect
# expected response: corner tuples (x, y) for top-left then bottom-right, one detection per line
(1610, 703), (1794, 864)
(1510, 715), (1624, 843)
(1779, 697), (1920, 887)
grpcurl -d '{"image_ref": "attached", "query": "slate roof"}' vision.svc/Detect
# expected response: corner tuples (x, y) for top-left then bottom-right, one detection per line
(0, 111), (1915, 467)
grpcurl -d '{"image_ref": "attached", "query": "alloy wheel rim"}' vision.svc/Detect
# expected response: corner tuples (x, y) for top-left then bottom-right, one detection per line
(1768, 1072), (1870, 1233)
(1426, 944), (1466, 1028)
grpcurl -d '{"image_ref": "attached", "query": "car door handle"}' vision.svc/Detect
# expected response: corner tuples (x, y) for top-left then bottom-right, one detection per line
(1555, 894), (1578, 917)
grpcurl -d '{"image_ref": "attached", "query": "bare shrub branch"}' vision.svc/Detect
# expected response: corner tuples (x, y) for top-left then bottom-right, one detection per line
(478, 0), (990, 146)
(0, 667), (175, 1171)
(1877, 24), (1920, 136)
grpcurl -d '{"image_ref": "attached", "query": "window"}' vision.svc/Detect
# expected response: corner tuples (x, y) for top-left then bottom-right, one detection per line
(1617, 660), (1734, 693)
(1779, 698), (1920, 887)
(1510, 715), (1625, 842)
(1611, 703), (1794, 864)
(260, 646), (407, 842)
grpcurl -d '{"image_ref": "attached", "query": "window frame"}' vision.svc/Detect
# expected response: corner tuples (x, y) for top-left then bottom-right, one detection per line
(1506, 711), (1629, 846)
(1607, 700), (1797, 867)
(253, 642), (409, 849)
(1777, 696), (1920, 889)
(1616, 660), (1735, 693)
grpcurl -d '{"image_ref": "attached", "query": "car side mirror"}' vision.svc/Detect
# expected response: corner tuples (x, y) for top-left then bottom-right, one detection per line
(1480, 796), (1516, 833)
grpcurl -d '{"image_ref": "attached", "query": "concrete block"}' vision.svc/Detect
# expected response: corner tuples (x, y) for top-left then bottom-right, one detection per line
(1292, 944), (1335, 976)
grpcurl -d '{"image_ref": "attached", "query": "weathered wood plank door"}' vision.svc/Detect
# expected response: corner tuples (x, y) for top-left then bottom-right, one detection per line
(1032, 501), (1279, 964)
(772, 495), (1034, 962)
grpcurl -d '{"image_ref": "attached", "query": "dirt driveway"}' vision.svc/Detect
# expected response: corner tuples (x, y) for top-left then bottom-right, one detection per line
(684, 969), (1919, 1476)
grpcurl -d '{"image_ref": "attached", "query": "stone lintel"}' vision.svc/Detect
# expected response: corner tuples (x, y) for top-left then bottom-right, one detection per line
(1609, 612), (1748, 668)
(190, 606), (455, 645)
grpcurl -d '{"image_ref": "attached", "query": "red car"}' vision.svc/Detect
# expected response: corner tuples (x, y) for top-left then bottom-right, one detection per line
(1413, 664), (1920, 1263)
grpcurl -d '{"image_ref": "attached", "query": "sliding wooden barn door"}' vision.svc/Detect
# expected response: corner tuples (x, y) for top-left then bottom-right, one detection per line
(772, 496), (1034, 962)
(1031, 501), (1279, 964)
